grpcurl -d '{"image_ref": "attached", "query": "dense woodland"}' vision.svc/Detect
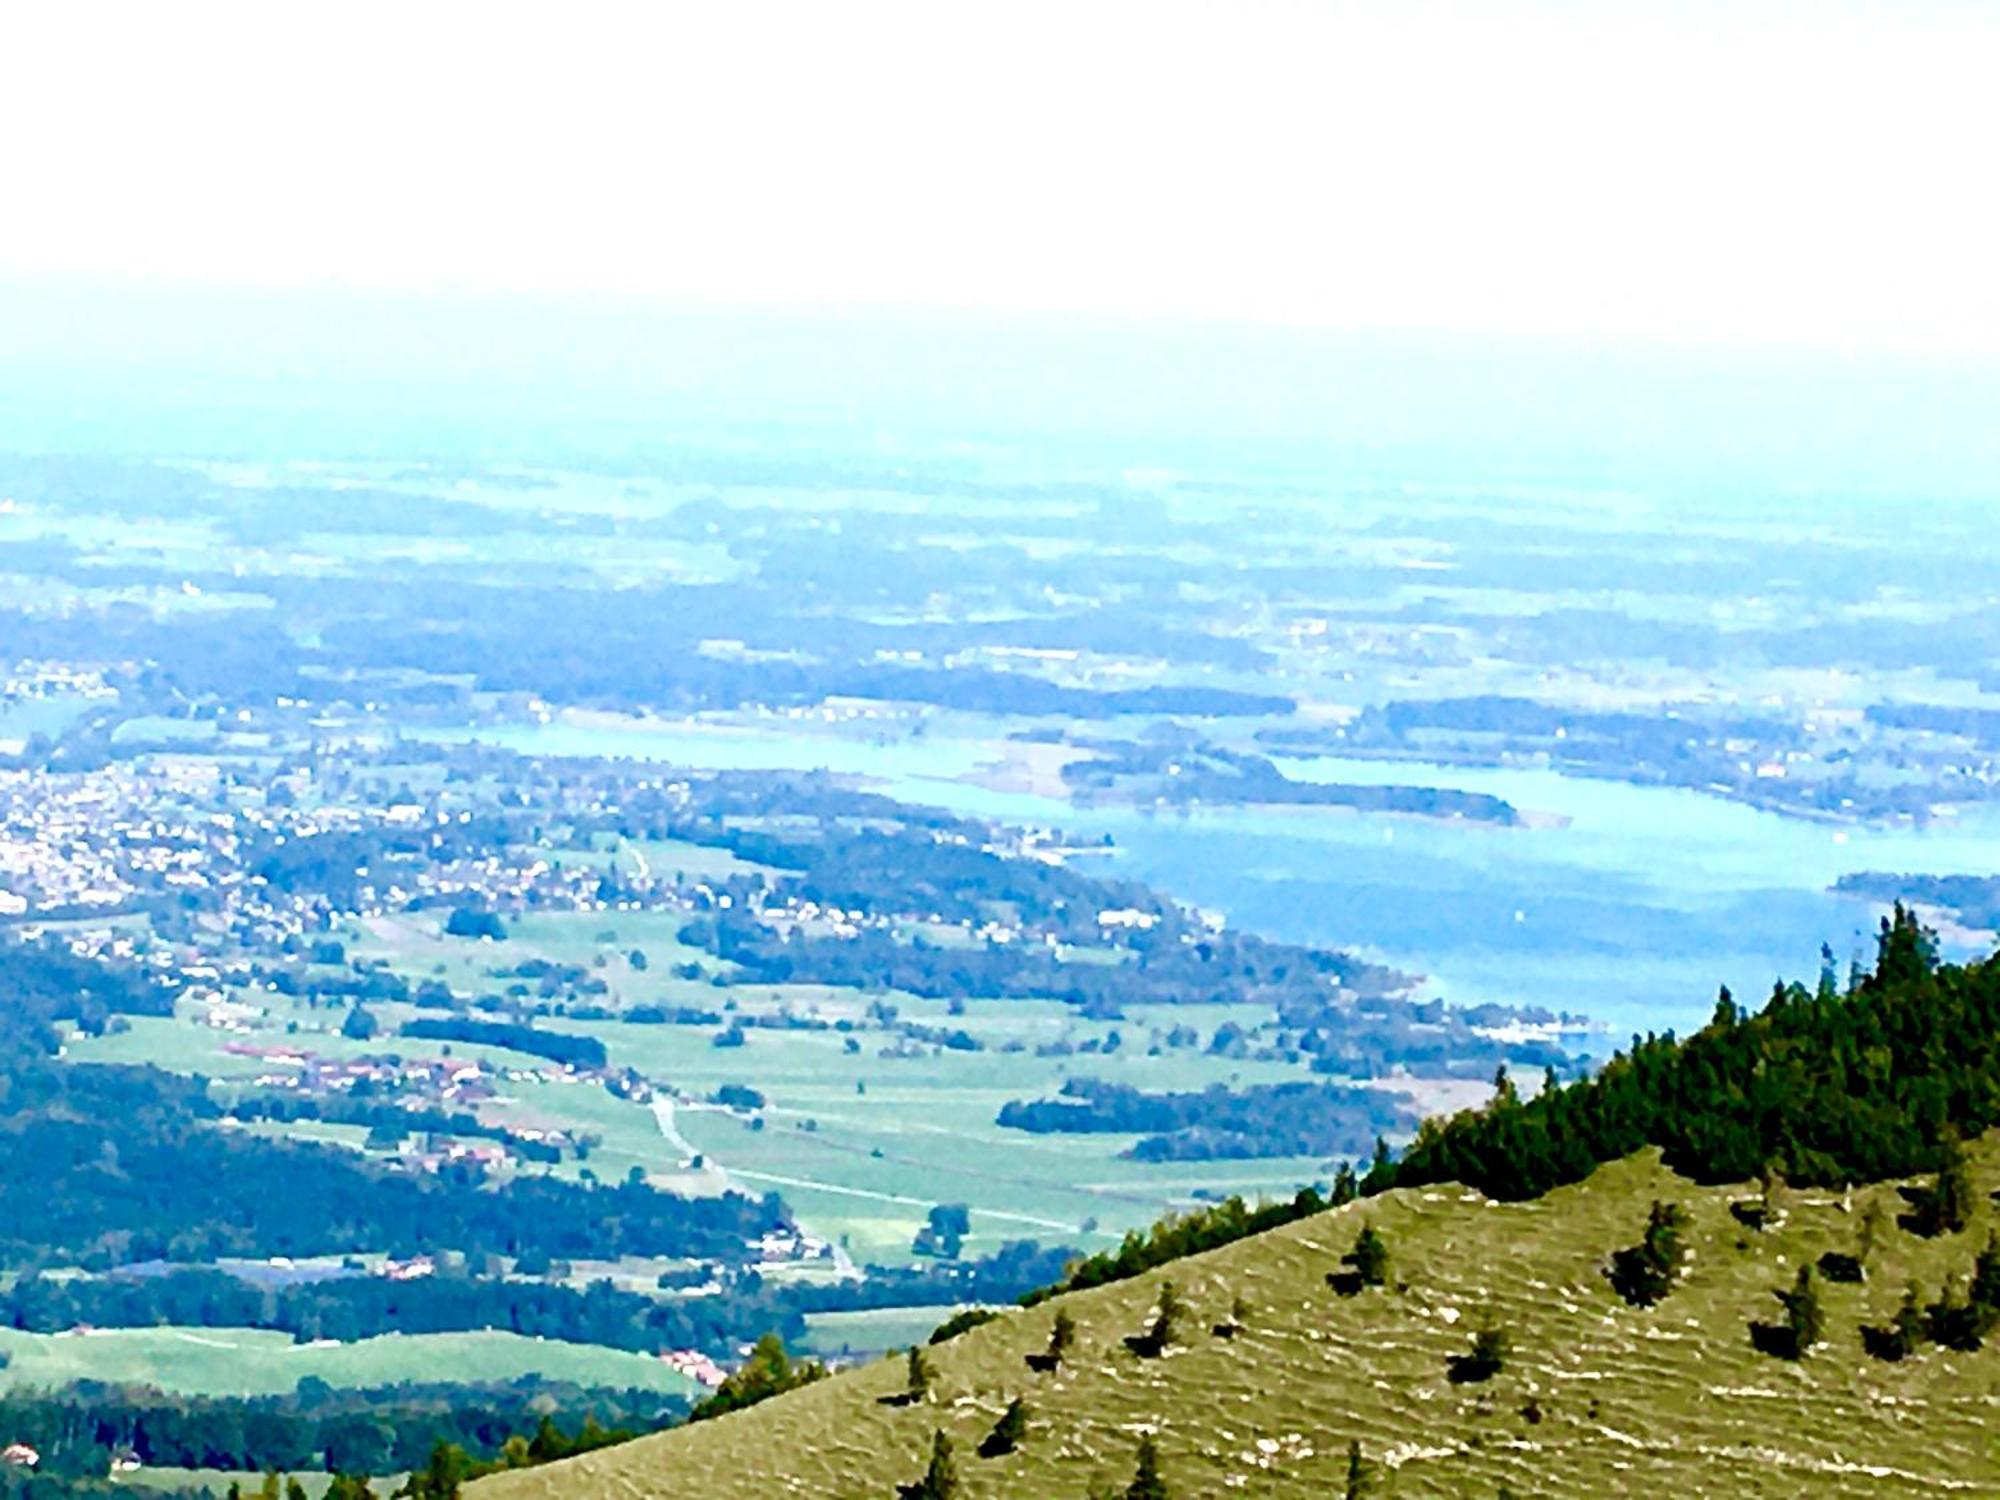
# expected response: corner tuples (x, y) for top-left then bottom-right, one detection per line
(0, 1267), (795, 1359)
(0, 945), (779, 1269)
(997, 1078), (1414, 1161)
(397, 1018), (607, 1071)
(1833, 872), (2000, 933)
(1062, 737), (1521, 823)
(0, 1240), (1076, 1357)
(0, 1381), (670, 1483)
(1390, 906), (1991, 1199)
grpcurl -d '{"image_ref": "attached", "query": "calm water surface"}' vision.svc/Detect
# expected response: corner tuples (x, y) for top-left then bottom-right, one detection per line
(430, 720), (2000, 1043)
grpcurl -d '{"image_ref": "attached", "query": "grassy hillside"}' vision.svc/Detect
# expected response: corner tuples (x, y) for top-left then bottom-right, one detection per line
(472, 1142), (2000, 1498)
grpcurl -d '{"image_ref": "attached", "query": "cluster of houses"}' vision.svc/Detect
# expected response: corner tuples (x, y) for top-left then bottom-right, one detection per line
(659, 1349), (728, 1387)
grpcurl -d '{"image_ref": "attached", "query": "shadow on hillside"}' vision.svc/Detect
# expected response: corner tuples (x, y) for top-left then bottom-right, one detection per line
(1748, 1322), (1804, 1360)
(1816, 1251), (1865, 1284)
(1445, 1351), (1503, 1385)
(1860, 1323), (1911, 1361)
(1896, 1183), (1952, 1238)
(1729, 1200), (1771, 1232)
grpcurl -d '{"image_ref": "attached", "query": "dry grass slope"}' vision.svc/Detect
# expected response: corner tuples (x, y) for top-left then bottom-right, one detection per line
(474, 1144), (2000, 1498)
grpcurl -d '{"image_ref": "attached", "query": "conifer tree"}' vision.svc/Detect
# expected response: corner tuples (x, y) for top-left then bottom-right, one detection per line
(1925, 1278), (1984, 1351)
(1858, 1195), (1889, 1266)
(1125, 1436), (1170, 1500)
(1345, 1222), (1389, 1288)
(1893, 1280), (1928, 1356)
(1872, 902), (1937, 989)
(690, 1330), (825, 1422)
(979, 1397), (1030, 1459)
(1330, 1162), (1359, 1206)
(395, 1442), (466, 1500)
(1048, 1307), (1077, 1365)
(1609, 1199), (1688, 1306)
(899, 1429), (958, 1500)
(1776, 1265), (1823, 1355)
(1462, 1320), (1509, 1381)
(906, 1344), (935, 1400)
(1147, 1281), (1185, 1348)
(1931, 1133), (1974, 1236)
(1361, 1136), (1395, 1194)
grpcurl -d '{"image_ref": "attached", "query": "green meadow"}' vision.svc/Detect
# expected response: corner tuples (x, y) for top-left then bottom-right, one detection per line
(0, 1327), (698, 1400)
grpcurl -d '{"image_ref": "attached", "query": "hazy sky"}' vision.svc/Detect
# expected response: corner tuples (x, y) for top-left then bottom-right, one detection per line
(5, 1), (1996, 358)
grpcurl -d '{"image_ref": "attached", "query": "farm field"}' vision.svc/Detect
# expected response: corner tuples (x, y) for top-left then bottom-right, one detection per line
(112, 1470), (342, 1499)
(0, 1327), (700, 1400)
(800, 1305), (966, 1359)
(65, 924), (1394, 1267)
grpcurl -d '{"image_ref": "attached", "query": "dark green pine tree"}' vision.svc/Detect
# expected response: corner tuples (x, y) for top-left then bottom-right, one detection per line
(1345, 1222), (1389, 1288)
(979, 1397), (1030, 1459)
(1608, 1199), (1688, 1306)
(1931, 1134), (1975, 1236)
(906, 1344), (935, 1400)
(1926, 1278), (1985, 1351)
(1892, 1280), (1928, 1357)
(1148, 1281), (1185, 1348)
(1047, 1307), (1077, 1364)
(395, 1441), (467, 1500)
(1330, 1161), (1360, 1206)
(1871, 902), (1938, 990)
(1777, 1265), (1824, 1355)
(1125, 1436), (1170, 1500)
(1857, 1195), (1889, 1267)
(1461, 1320), (1510, 1381)
(900, 1429), (958, 1500)
(1361, 1136), (1395, 1194)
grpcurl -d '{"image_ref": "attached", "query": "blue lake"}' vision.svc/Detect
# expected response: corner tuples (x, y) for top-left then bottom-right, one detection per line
(429, 719), (2000, 1045)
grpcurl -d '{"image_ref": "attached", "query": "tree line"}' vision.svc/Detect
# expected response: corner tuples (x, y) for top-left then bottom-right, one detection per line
(1389, 906), (1988, 1200)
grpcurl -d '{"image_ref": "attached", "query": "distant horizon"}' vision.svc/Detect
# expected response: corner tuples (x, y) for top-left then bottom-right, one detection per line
(4, 277), (1998, 500)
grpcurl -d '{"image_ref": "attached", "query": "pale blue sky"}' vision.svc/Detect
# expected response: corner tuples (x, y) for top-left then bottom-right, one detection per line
(4, 1), (1997, 358)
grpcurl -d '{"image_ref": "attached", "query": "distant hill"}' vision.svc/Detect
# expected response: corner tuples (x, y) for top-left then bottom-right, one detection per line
(471, 914), (2000, 1497)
